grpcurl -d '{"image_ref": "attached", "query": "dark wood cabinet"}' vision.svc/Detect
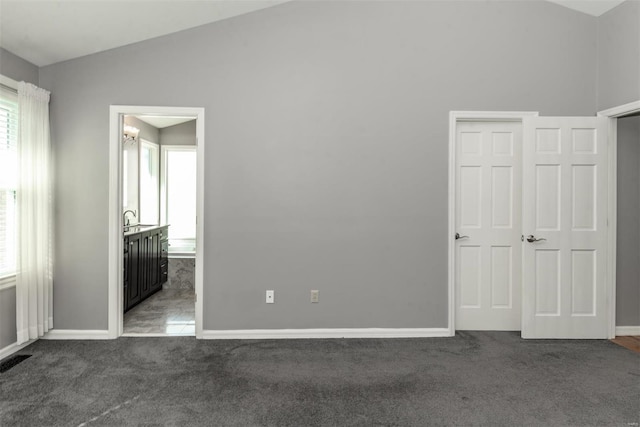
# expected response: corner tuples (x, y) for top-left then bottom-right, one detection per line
(160, 231), (169, 287)
(125, 232), (143, 310)
(124, 226), (169, 312)
(123, 239), (129, 310)
(140, 234), (151, 299)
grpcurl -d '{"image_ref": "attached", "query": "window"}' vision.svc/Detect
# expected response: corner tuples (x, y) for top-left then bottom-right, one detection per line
(139, 139), (159, 225)
(161, 146), (196, 253)
(0, 85), (18, 277)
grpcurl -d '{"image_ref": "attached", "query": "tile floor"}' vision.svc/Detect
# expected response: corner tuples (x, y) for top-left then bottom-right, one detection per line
(164, 258), (195, 289)
(123, 288), (195, 335)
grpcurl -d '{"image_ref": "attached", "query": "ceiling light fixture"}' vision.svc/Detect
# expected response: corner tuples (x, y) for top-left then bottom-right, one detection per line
(123, 125), (140, 144)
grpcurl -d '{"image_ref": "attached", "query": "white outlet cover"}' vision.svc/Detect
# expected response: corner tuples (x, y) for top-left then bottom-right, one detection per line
(266, 290), (275, 304)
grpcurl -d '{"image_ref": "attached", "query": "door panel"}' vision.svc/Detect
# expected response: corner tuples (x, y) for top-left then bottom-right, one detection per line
(459, 246), (481, 308)
(490, 246), (512, 308)
(460, 166), (482, 228)
(491, 166), (513, 228)
(534, 249), (560, 315)
(522, 117), (608, 338)
(455, 121), (522, 330)
(535, 165), (561, 230)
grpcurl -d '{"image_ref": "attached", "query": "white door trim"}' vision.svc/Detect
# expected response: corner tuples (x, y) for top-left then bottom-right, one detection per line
(108, 105), (205, 339)
(448, 111), (539, 336)
(597, 100), (640, 338)
(598, 100), (640, 118)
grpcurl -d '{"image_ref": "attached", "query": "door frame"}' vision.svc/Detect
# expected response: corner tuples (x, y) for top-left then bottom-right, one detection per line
(598, 100), (640, 338)
(447, 111), (539, 336)
(108, 105), (205, 339)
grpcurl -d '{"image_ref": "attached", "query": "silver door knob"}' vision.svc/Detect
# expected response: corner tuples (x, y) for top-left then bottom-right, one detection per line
(526, 235), (546, 243)
(455, 233), (469, 240)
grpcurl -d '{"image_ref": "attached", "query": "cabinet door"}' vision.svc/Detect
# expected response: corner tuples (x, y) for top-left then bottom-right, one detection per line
(140, 233), (152, 299)
(159, 226), (169, 285)
(124, 237), (129, 311)
(148, 230), (161, 292)
(160, 241), (169, 285)
(126, 233), (142, 310)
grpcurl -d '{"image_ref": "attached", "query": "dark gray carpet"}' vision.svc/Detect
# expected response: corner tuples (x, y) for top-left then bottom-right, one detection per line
(0, 331), (638, 426)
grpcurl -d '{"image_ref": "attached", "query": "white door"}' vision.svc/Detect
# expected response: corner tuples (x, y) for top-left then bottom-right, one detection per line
(455, 121), (522, 330)
(522, 117), (608, 338)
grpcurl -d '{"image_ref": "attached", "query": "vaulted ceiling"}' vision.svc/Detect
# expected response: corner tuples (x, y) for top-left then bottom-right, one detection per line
(0, 0), (627, 67)
(0, 0), (291, 66)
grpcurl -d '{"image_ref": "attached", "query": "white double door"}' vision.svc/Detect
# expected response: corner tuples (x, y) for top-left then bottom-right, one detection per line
(455, 117), (608, 338)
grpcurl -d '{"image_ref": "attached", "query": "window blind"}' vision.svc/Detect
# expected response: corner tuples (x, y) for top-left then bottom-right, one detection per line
(0, 85), (18, 277)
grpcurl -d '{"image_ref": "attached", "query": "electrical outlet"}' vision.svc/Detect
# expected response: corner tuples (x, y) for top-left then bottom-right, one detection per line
(311, 290), (319, 303)
(266, 290), (275, 304)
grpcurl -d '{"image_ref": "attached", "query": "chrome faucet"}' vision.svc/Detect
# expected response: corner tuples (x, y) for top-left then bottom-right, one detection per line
(123, 210), (137, 226)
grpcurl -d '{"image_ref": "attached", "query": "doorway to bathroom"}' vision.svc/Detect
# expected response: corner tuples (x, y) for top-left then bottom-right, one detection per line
(107, 106), (205, 338)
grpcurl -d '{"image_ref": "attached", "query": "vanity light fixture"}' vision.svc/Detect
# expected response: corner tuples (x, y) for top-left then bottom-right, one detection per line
(123, 125), (140, 144)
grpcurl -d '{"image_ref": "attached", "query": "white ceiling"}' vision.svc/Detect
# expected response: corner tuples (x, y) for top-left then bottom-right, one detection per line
(547, 0), (626, 16)
(134, 115), (195, 129)
(0, 0), (628, 68)
(0, 0), (291, 67)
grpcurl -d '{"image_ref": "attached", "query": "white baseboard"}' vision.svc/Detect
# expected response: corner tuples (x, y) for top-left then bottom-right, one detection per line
(200, 328), (451, 340)
(615, 326), (640, 336)
(0, 339), (36, 360)
(121, 332), (194, 338)
(42, 329), (111, 340)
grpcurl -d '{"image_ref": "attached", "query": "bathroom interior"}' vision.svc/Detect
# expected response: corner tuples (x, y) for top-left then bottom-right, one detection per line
(121, 114), (197, 336)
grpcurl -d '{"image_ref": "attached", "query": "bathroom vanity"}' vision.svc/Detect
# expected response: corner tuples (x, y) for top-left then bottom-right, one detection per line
(123, 225), (169, 312)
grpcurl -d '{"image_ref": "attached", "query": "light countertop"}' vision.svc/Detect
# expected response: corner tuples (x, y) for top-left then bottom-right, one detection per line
(123, 224), (169, 236)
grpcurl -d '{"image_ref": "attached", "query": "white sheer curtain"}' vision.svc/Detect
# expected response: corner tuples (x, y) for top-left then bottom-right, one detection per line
(16, 82), (53, 344)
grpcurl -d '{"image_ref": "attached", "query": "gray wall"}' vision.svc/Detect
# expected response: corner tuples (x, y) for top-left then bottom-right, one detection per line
(39, 1), (599, 331)
(597, 0), (640, 110)
(598, 1), (640, 326)
(0, 49), (38, 351)
(160, 120), (196, 146)
(0, 47), (39, 85)
(0, 287), (17, 349)
(616, 115), (640, 326)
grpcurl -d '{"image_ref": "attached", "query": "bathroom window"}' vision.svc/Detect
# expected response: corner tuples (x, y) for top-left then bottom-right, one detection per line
(161, 146), (196, 253)
(139, 139), (159, 225)
(0, 85), (18, 278)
